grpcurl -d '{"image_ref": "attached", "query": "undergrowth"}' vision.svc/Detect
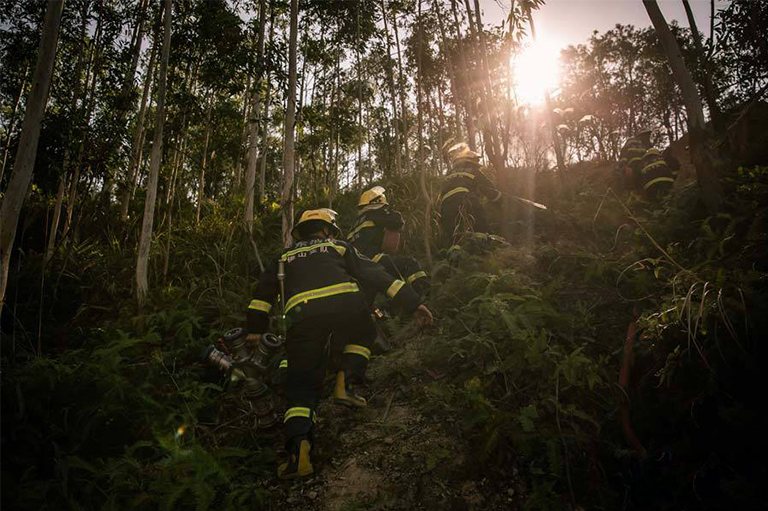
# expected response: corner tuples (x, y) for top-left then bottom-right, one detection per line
(2, 167), (767, 510)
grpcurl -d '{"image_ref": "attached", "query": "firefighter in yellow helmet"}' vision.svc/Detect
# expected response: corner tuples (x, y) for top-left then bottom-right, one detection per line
(246, 208), (433, 479)
(347, 186), (430, 297)
(439, 142), (502, 247)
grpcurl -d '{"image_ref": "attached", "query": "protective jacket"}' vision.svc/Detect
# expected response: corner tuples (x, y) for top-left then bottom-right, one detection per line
(640, 148), (675, 198)
(347, 206), (405, 260)
(439, 162), (501, 247)
(617, 136), (649, 190)
(247, 238), (421, 334)
(439, 162), (502, 206)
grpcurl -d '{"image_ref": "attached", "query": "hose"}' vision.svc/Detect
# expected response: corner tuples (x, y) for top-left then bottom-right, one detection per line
(620, 319), (648, 458)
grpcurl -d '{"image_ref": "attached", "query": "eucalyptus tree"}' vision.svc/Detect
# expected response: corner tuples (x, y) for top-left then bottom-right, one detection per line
(136, 0), (171, 307)
(0, 0), (65, 306)
(644, 0), (721, 212)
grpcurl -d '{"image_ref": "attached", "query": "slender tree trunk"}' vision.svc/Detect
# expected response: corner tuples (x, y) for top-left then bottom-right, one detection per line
(120, 40), (158, 219)
(163, 138), (183, 281)
(281, 0), (299, 248)
(259, 70), (272, 201)
(391, 6), (411, 173)
(244, 0), (268, 233)
(45, 3), (90, 258)
(259, 7), (276, 202)
(117, 0), (148, 121)
(0, 65), (29, 184)
(0, 0), (64, 306)
(233, 73), (251, 193)
(681, 0), (722, 129)
(136, 0), (172, 307)
(450, 0), (477, 150)
(196, 96), (213, 224)
(643, 0), (721, 212)
(416, 0), (432, 267)
(435, 1), (463, 139)
(380, 0), (402, 177)
(356, 0), (363, 188)
(61, 1), (105, 244)
(44, 174), (67, 264)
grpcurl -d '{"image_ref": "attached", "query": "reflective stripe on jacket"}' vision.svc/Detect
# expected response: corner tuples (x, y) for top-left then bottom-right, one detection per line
(439, 162), (500, 206)
(618, 137), (648, 174)
(640, 148), (675, 192)
(247, 238), (421, 334)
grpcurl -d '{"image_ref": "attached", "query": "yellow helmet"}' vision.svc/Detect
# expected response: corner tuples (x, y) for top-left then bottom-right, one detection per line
(291, 208), (341, 240)
(452, 147), (482, 166)
(358, 186), (388, 208)
(445, 141), (469, 160)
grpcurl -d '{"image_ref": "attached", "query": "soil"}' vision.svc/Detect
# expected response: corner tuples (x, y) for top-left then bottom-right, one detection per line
(263, 332), (524, 511)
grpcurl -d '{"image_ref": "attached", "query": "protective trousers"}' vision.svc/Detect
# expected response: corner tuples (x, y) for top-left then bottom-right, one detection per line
(440, 194), (488, 247)
(282, 310), (376, 448)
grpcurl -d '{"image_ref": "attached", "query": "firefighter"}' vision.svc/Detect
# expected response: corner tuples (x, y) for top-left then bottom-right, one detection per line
(347, 186), (430, 297)
(246, 208), (433, 479)
(617, 129), (652, 192)
(640, 147), (675, 200)
(439, 142), (502, 247)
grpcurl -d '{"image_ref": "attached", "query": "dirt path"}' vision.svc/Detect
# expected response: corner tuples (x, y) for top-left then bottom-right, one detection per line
(266, 332), (523, 510)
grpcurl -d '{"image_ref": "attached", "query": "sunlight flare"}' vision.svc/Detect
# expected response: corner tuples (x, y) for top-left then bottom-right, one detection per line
(511, 40), (562, 105)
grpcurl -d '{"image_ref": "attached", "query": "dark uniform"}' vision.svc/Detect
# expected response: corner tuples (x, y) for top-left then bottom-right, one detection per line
(640, 148), (675, 200)
(247, 238), (422, 449)
(347, 205), (429, 296)
(439, 162), (502, 247)
(617, 136), (650, 191)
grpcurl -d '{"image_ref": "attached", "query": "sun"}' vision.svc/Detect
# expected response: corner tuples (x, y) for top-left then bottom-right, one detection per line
(511, 40), (562, 105)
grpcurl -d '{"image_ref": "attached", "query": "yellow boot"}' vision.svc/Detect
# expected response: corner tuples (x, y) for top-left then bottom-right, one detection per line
(277, 439), (314, 479)
(332, 371), (367, 408)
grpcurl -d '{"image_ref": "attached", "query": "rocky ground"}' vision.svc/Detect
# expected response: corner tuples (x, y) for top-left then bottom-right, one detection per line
(262, 333), (525, 511)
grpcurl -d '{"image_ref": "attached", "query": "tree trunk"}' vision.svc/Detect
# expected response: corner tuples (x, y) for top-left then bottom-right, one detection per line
(259, 70), (272, 201)
(450, 0), (477, 150)
(259, 7), (276, 203)
(45, 2), (91, 258)
(244, 0), (268, 233)
(233, 73), (251, 193)
(196, 96), (213, 224)
(0, 64), (29, 184)
(163, 138), (183, 282)
(435, 1), (463, 140)
(120, 39), (157, 220)
(0, 0), (64, 306)
(643, 0), (721, 212)
(416, 0), (433, 267)
(356, 0), (363, 188)
(281, 0), (299, 248)
(136, 0), (172, 307)
(44, 174), (67, 264)
(391, 6), (411, 173)
(117, 0), (149, 121)
(681, 0), (723, 130)
(380, 0), (402, 177)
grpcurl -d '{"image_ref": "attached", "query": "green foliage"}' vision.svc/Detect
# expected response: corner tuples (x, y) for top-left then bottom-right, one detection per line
(2, 289), (274, 510)
(409, 165), (768, 509)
